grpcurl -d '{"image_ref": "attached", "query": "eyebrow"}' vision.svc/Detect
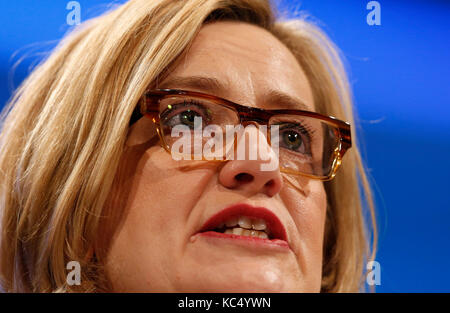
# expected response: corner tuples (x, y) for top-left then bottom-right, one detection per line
(263, 90), (310, 111)
(158, 75), (227, 94)
(158, 75), (310, 111)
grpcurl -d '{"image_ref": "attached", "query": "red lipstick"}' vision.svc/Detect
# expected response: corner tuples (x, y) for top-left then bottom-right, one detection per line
(197, 203), (289, 248)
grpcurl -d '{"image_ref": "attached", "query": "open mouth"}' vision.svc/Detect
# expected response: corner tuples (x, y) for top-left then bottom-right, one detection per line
(197, 203), (288, 246)
(210, 216), (272, 239)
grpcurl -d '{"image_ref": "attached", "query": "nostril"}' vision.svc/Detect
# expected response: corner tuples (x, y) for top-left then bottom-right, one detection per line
(218, 161), (283, 197)
(235, 173), (254, 183)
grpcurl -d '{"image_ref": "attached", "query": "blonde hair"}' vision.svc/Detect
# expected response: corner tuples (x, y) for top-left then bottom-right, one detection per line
(0, 0), (376, 292)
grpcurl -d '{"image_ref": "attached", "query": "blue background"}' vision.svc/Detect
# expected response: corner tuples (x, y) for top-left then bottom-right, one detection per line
(0, 1), (449, 292)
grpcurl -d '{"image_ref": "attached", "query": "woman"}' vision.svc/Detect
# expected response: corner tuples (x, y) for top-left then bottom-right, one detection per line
(0, 0), (376, 292)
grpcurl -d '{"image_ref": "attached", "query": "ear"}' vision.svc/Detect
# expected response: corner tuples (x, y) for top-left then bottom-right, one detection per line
(125, 116), (158, 147)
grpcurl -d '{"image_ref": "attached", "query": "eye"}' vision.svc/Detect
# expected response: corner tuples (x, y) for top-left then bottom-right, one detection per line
(278, 123), (312, 155)
(283, 130), (302, 149)
(161, 100), (211, 130)
(174, 109), (200, 129)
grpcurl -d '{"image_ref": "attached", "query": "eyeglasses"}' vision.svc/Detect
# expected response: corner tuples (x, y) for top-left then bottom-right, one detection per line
(130, 89), (351, 181)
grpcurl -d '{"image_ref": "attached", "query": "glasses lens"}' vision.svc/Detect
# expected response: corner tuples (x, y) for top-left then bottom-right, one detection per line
(269, 115), (340, 178)
(158, 95), (239, 160)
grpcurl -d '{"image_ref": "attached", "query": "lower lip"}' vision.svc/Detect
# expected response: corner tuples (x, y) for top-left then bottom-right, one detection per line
(196, 231), (290, 250)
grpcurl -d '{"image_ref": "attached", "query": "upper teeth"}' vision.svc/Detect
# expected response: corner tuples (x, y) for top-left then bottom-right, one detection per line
(224, 227), (268, 239)
(222, 216), (267, 231)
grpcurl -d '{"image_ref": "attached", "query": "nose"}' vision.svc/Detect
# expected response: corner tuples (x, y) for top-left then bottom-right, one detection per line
(218, 124), (283, 197)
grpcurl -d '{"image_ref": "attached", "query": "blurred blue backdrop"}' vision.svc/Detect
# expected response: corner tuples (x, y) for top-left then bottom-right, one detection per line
(0, 0), (449, 292)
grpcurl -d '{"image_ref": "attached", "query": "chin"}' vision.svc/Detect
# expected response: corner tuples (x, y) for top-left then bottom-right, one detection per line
(177, 272), (291, 293)
(185, 284), (285, 293)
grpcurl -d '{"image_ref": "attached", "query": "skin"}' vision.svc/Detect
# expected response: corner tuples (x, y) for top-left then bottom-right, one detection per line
(103, 21), (327, 292)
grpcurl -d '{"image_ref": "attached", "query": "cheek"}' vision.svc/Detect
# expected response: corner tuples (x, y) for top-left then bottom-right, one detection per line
(280, 178), (327, 289)
(282, 178), (327, 243)
(298, 182), (327, 247)
(104, 146), (218, 291)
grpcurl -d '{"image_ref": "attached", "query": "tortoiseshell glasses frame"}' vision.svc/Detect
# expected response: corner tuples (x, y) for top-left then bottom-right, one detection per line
(129, 89), (352, 181)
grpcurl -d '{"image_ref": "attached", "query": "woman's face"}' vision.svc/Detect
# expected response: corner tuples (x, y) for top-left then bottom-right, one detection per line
(104, 21), (327, 292)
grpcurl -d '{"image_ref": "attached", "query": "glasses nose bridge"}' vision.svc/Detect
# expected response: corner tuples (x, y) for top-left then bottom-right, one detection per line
(240, 120), (266, 128)
(235, 111), (271, 145)
(237, 108), (269, 127)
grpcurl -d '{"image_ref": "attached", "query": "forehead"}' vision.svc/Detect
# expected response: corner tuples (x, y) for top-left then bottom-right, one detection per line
(160, 21), (315, 112)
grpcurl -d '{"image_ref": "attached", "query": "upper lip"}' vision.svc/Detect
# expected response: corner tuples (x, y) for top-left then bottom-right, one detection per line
(197, 203), (288, 242)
